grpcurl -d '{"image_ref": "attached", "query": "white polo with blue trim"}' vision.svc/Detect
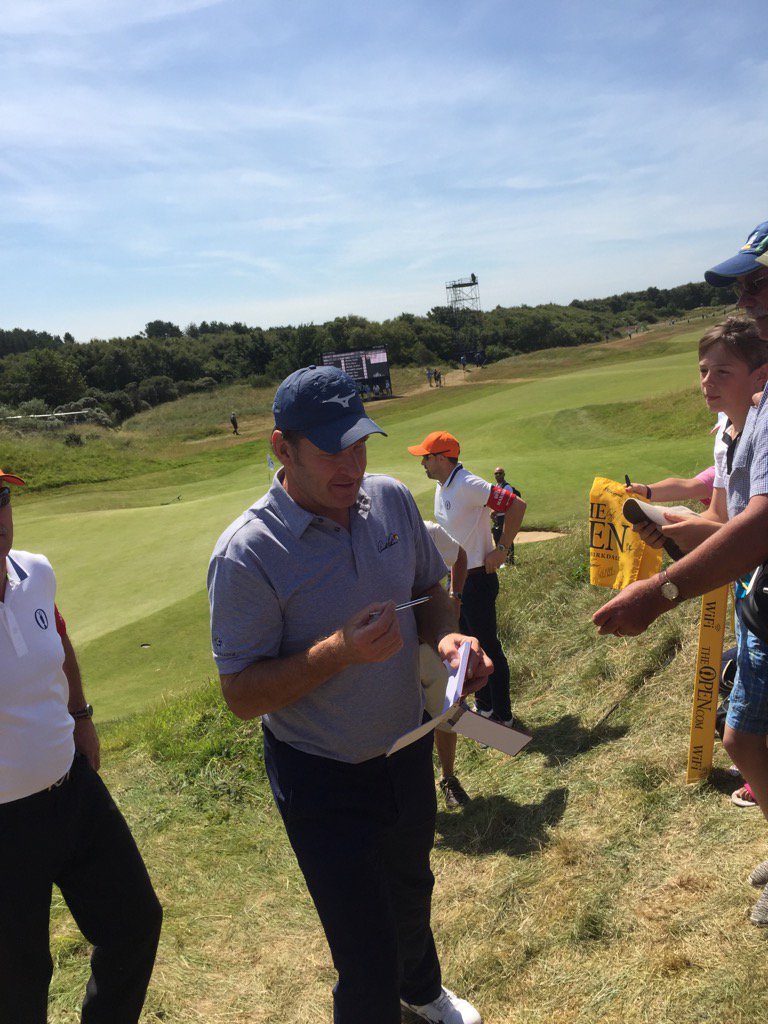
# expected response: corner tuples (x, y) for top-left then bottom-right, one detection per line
(0, 551), (75, 802)
(433, 464), (494, 570)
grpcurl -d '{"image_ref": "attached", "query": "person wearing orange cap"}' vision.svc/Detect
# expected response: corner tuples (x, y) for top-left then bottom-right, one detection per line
(408, 432), (526, 727)
(0, 470), (162, 1021)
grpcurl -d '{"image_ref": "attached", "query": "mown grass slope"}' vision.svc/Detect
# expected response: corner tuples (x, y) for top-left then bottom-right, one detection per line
(46, 530), (768, 1024)
(10, 310), (768, 1021)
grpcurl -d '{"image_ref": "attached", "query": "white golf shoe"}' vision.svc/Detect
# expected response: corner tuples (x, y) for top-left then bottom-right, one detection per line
(401, 985), (482, 1023)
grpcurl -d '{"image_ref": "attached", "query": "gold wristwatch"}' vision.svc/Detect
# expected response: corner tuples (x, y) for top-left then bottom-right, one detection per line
(659, 570), (680, 603)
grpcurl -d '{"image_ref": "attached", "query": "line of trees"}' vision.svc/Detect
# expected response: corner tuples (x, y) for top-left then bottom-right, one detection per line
(0, 281), (727, 424)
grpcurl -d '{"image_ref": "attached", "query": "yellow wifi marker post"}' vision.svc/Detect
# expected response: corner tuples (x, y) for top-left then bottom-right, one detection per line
(686, 586), (729, 783)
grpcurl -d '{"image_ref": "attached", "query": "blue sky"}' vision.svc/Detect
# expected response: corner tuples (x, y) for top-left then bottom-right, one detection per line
(1, 0), (766, 340)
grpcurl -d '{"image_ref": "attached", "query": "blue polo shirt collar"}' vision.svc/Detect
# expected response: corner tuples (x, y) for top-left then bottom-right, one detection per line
(265, 470), (372, 537)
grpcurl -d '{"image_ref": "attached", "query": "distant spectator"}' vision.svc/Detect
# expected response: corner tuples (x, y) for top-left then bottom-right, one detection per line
(426, 368), (434, 387)
(491, 467), (522, 565)
(434, 368), (441, 388)
(230, 411), (239, 435)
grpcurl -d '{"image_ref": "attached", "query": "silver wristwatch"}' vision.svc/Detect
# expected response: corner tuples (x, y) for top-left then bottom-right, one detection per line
(659, 570), (680, 603)
(496, 543), (507, 553)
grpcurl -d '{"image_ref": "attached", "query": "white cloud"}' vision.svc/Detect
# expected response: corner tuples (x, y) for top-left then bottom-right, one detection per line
(0, 0), (228, 36)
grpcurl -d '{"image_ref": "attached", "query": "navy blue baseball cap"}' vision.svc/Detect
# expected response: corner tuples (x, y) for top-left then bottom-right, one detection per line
(273, 365), (386, 454)
(705, 220), (768, 286)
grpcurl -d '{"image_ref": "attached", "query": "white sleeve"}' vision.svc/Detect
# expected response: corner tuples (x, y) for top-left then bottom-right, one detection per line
(425, 521), (460, 567)
(713, 424), (728, 490)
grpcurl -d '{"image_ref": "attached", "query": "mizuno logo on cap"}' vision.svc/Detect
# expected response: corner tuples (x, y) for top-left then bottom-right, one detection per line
(322, 392), (356, 408)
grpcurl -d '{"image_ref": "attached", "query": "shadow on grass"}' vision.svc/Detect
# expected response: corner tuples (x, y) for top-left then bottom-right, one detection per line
(525, 713), (629, 767)
(706, 766), (743, 798)
(434, 786), (567, 857)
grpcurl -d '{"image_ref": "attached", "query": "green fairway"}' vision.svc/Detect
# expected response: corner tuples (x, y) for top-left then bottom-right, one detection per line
(369, 335), (711, 521)
(10, 323), (715, 719)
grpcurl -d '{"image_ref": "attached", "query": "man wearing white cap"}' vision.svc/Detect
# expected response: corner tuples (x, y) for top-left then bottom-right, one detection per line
(208, 367), (491, 1023)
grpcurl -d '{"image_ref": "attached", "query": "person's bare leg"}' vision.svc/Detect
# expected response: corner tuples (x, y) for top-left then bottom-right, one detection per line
(434, 730), (457, 780)
(723, 728), (768, 822)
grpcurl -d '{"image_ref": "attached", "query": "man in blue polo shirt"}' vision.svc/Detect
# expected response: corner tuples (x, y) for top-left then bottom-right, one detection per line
(208, 366), (492, 1024)
(593, 218), (768, 926)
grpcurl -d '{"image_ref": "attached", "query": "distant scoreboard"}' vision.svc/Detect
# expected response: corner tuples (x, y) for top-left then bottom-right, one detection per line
(321, 347), (392, 395)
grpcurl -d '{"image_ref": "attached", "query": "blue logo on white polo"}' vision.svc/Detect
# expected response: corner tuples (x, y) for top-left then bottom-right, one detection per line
(35, 609), (49, 630)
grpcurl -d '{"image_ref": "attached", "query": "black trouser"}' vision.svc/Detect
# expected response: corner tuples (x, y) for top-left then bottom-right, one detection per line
(264, 725), (441, 1024)
(0, 754), (162, 1024)
(460, 569), (512, 721)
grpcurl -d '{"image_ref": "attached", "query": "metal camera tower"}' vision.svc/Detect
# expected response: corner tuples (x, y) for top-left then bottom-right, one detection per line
(445, 273), (482, 356)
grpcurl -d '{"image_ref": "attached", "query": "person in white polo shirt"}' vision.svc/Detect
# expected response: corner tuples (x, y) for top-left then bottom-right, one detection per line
(0, 469), (162, 1024)
(408, 432), (526, 726)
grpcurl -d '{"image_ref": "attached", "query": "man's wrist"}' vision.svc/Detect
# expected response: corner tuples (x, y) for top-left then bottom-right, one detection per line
(658, 569), (681, 603)
(70, 703), (94, 720)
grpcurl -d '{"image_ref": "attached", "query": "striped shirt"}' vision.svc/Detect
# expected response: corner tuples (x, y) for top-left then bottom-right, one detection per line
(727, 389), (768, 519)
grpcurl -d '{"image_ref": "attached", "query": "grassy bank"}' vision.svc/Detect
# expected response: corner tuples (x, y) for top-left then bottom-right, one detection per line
(46, 530), (768, 1023)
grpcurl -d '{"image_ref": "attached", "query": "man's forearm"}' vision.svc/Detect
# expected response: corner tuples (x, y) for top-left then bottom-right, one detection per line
(500, 498), (526, 546)
(62, 633), (88, 710)
(220, 631), (351, 720)
(415, 582), (462, 648)
(668, 495), (768, 599)
(450, 548), (468, 595)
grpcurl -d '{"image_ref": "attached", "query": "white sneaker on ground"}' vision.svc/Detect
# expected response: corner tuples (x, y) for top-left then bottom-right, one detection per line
(401, 986), (482, 1023)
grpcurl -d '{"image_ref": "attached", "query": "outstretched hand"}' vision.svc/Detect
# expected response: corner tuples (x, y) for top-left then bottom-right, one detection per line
(592, 576), (668, 637)
(625, 483), (650, 499)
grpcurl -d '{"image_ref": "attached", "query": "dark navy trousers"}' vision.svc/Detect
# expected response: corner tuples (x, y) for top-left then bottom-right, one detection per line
(263, 725), (442, 1024)
(0, 754), (162, 1024)
(460, 569), (512, 721)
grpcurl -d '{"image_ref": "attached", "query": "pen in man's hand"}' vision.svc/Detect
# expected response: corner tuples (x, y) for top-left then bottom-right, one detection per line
(368, 596), (431, 621)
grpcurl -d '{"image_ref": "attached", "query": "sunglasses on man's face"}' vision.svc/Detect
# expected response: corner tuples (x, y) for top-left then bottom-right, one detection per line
(733, 273), (768, 298)
(0, 487), (12, 508)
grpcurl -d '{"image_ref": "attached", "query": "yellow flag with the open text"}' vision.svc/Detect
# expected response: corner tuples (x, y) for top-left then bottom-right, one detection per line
(589, 476), (662, 590)
(686, 586), (729, 783)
